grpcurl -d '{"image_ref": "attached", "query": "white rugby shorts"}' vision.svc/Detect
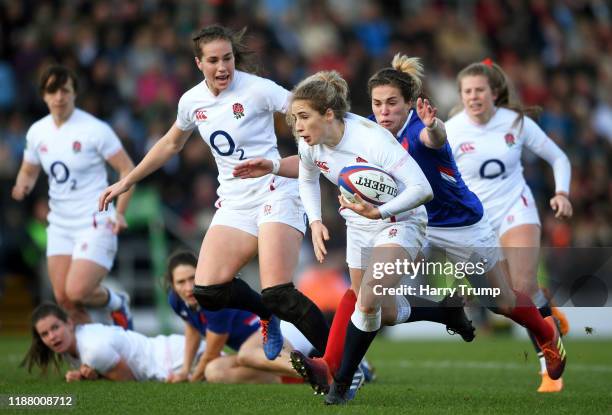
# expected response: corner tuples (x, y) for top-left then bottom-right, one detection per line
(46, 210), (118, 270)
(425, 214), (501, 273)
(209, 186), (306, 237)
(346, 216), (426, 270)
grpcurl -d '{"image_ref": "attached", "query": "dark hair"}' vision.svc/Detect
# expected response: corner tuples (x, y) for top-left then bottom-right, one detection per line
(165, 250), (198, 292)
(367, 54), (425, 104)
(191, 25), (256, 73)
(39, 65), (79, 96)
(21, 303), (68, 374)
(455, 61), (540, 128)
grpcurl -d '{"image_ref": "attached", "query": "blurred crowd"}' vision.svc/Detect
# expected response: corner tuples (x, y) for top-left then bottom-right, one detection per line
(1, 0), (611, 279)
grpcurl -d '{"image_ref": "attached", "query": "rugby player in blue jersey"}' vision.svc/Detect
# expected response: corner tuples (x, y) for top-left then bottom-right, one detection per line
(165, 251), (311, 384)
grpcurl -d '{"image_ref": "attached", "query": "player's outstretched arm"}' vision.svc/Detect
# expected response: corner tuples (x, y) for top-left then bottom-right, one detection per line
(12, 161), (41, 201)
(417, 97), (447, 149)
(106, 149), (135, 234)
(233, 155), (299, 179)
(168, 323), (201, 383)
(190, 330), (229, 382)
(99, 124), (191, 211)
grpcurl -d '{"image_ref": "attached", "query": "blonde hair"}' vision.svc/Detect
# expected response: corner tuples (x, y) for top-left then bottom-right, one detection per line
(368, 53), (424, 103)
(287, 71), (350, 128)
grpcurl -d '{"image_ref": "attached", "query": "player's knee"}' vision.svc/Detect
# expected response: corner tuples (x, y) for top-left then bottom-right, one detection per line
(236, 347), (258, 368)
(261, 283), (311, 323)
(64, 284), (87, 304)
(193, 282), (232, 311)
(204, 360), (225, 383)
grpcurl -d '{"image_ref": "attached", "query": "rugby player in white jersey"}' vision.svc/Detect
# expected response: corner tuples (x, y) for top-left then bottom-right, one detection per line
(12, 65), (135, 329)
(446, 59), (572, 392)
(22, 303), (206, 382)
(289, 71), (435, 404)
(98, 25), (330, 361)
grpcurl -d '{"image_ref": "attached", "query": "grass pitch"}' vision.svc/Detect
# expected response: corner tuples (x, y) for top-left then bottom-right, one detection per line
(1, 335), (611, 414)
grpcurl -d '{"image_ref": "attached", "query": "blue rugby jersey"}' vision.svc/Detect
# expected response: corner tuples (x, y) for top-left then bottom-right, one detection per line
(168, 291), (260, 351)
(370, 111), (482, 227)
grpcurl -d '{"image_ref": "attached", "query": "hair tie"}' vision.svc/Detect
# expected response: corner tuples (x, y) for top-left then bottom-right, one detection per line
(482, 58), (494, 67)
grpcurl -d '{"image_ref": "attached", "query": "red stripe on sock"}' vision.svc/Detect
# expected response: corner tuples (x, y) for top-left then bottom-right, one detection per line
(323, 289), (357, 374)
(508, 290), (553, 344)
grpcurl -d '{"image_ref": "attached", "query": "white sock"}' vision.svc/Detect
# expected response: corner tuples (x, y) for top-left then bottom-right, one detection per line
(106, 288), (123, 311)
(532, 289), (548, 309)
(394, 295), (411, 324)
(539, 354), (547, 373)
(351, 308), (382, 332)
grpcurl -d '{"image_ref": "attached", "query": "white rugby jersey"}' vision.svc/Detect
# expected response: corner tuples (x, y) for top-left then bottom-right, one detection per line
(298, 113), (429, 226)
(23, 109), (121, 229)
(64, 324), (198, 381)
(176, 70), (298, 209)
(446, 108), (571, 212)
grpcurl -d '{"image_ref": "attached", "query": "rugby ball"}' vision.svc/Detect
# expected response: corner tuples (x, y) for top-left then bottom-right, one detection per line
(338, 163), (398, 206)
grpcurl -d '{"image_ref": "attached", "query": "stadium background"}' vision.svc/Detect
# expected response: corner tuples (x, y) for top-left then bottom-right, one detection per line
(0, 1), (611, 335)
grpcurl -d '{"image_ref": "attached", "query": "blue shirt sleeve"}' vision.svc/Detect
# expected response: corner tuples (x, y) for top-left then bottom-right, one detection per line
(168, 291), (182, 317)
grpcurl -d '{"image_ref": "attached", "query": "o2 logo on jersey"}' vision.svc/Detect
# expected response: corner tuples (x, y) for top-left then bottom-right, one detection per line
(50, 161), (77, 189)
(479, 159), (506, 180)
(209, 130), (246, 160)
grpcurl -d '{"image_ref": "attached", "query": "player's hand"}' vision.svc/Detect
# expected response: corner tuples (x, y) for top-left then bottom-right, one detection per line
(189, 368), (205, 382)
(310, 220), (329, 263)
(232, 158), (273, 179)
(166, 370), (189, 383)
(65, 370), (83, 382)
(79, 364), (99, 380)
(550, 193), (573, 219)
(338, 193), (381, 220)
(99, 179), (131, 212)
(11, 184), (30, 201)
(416, 97), (438, 128)
(112, 213), (129, 235)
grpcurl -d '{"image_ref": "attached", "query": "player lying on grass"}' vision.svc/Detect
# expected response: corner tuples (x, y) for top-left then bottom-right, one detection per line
(22, 302), (206, 382)
(165, 250), (311, 384)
